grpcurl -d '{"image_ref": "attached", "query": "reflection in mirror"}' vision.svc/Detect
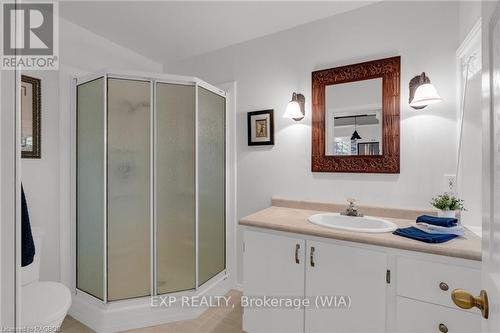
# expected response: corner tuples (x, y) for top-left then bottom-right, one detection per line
(325, 78), (382, 156)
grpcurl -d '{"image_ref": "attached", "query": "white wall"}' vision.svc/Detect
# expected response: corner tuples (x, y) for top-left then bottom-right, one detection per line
(21, 17), (162, 283)
(459, 1), (481, 42)
(166, 1), (461, 283)
(20, 70), (60, 282)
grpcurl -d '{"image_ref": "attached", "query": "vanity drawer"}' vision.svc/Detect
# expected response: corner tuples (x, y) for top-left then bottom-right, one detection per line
(396, 257), (480, 311)
(396, 296), (480, 333)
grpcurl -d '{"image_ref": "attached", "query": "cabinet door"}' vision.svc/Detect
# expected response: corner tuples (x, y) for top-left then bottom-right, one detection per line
(397, 257), (480, 311)
(305, 241), (387, 333)
(243, 230), (305, 333)
(396, 296), (480, 333)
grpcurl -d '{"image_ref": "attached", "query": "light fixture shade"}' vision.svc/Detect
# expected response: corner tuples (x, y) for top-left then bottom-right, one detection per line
(351, 130), (362, 141)
(283, 92), (305, 120)
(283, 101), (303, 119)
(410, 83), (443, 108)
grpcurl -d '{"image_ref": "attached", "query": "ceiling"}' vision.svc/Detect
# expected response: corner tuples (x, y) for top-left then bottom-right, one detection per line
(60, 1), (376, 64)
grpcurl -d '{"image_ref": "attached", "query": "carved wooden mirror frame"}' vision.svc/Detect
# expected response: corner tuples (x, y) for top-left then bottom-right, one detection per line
(311, 56), (400, 173)
(21, 75), (41, 159)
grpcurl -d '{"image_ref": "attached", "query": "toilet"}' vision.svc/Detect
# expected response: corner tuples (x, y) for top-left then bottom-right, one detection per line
(21, 228), (72, 330)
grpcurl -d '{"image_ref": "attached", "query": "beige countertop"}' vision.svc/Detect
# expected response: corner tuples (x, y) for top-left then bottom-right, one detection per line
(239, 205), (482, 261)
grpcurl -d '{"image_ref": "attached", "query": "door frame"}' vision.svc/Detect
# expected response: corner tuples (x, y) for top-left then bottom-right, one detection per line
(0, 61), (21, 330)
(1, 0), (21, 325)
(0, 34), (21, 331)
(482, 0), (500, 331)
(455, 18), (484, 236)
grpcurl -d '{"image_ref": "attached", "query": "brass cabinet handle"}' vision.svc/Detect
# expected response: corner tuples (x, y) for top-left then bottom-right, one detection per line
(295, 244), (300, 264)
(438, 323), (448, 333)
(451, 289), (489, 319)
(439, 282), (449, 291)
(310, 246), (315, 267)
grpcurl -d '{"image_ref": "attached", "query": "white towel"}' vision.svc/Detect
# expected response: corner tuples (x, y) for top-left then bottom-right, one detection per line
(414, 222), (465, 237)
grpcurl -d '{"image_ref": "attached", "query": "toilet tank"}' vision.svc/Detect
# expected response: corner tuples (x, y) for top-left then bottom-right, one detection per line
(21, 227), (44, 286)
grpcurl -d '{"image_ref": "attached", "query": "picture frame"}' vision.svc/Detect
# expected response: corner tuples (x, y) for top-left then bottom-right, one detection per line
(247, 109), (274, 146)
(21, 75), (41, 159)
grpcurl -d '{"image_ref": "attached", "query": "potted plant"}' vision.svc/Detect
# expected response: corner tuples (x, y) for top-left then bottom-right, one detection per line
(430, 193), (465, 218)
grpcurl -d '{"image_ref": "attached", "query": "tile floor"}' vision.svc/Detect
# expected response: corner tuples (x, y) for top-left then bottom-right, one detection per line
(60, 289), (244, 333)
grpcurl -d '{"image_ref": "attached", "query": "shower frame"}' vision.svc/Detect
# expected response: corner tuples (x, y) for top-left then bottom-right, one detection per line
(73, 70), (228, 304)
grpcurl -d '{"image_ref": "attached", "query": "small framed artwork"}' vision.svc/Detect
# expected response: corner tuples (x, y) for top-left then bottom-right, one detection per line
(21, 75), (41, 159)
(247, 109), (274, 146)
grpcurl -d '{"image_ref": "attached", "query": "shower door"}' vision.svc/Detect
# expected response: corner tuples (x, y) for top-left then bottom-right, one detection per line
(76, 77), (105, 300)
(107, 78), (151, 301)
(156, 82), (196, 293)
(197, 86), (226, 286)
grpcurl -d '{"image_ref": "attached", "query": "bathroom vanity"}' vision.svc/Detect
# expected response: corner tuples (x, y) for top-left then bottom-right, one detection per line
(240, 199), (482, 333)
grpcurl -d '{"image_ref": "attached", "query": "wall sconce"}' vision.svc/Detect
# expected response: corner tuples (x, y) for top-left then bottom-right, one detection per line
(409, 72), (443, 109)
(283, 92), (305, 121)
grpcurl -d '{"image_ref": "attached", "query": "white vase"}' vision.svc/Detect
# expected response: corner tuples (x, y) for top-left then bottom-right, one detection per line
(437, 209), (456, 218)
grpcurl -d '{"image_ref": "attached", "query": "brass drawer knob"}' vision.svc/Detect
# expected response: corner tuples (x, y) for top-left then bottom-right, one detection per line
(439, 282), (449, 291)
(439, 323), (448, 333)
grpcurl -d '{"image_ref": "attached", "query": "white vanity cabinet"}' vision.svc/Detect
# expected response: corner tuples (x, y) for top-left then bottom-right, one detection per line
(305, 241), (388, 332)
(243, 230), (389, 333)
(396, 257), (482, 333)
(243, 231), (306, 333)
(242, 227), (481, 333)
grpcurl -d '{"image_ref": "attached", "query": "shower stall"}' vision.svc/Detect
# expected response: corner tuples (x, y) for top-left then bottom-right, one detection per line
(75, 71), (226, 305)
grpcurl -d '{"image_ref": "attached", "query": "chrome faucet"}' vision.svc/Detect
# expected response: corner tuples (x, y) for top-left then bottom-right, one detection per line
(341, 199), (363, 217)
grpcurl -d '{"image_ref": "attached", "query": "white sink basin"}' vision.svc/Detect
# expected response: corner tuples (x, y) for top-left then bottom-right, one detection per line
(308, 213), (397, 233)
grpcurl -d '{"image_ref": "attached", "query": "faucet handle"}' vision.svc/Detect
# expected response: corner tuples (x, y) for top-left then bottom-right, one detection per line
(347, 198), (357, 205)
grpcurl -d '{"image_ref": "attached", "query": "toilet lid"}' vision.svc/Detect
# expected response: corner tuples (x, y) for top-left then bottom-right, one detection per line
(21, 281), (72, 326)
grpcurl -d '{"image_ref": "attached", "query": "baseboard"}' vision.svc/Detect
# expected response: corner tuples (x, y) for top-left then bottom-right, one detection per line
(69, 273), (234, 333)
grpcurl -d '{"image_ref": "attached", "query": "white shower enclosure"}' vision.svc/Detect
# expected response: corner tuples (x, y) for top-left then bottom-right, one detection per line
(75, 71), (226, 303)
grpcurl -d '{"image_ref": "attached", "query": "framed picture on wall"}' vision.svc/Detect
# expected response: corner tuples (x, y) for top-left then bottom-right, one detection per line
(21, 75), (41, 159)
(247, 109), (274, 146)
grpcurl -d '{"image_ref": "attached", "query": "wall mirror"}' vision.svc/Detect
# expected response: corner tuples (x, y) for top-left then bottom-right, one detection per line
(21, 75), (41, 159)
(312, 56), (400, 173)
(326, 78), (382, 156)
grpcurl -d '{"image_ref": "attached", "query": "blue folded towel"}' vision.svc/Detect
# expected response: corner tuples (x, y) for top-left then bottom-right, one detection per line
(21, 185), (35, 267)
(416, 215), (457, 227)
(393, 227), (458, 243)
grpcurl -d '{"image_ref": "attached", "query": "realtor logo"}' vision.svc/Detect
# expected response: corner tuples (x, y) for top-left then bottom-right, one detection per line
(1, 2), (58, 69)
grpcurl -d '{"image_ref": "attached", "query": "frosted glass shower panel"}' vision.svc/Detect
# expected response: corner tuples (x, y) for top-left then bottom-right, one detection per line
(198, 87), (226, 286)
(107, 78), (151, 301)
(76, 71), (227, 303)
(76, 78), (105, 300)
(156, 83), (196, 294)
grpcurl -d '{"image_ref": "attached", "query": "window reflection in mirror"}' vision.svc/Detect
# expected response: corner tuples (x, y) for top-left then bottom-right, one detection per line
(325, 78), (382, 156)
